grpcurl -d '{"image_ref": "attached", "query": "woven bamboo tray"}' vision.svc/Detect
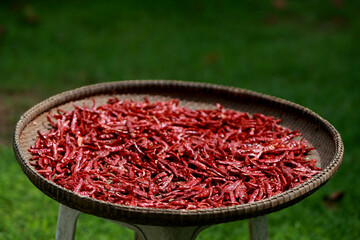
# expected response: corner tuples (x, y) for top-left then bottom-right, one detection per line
(13, 80), (343, 226)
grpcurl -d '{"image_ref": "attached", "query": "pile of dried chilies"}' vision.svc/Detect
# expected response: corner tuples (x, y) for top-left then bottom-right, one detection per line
(28, 98), (321, 210)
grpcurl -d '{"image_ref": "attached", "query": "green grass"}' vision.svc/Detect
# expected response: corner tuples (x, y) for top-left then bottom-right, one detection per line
(1, 0), (359, 239)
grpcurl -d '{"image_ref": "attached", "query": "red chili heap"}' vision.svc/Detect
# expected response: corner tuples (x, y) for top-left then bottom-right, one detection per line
(29, 98), (321, 209)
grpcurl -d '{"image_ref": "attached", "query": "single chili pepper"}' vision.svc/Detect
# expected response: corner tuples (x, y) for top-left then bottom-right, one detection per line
(248, 189), (259, 203)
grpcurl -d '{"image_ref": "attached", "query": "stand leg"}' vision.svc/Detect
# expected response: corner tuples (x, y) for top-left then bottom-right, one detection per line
(248, 215), (269, 240)
(56, 204), (81, 240)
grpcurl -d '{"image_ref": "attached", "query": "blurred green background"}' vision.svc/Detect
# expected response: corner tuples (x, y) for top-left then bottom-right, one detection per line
(0, 0), (359, 239)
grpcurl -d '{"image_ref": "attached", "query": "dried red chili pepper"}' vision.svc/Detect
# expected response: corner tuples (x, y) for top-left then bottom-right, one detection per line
(28, 98), (321, 210)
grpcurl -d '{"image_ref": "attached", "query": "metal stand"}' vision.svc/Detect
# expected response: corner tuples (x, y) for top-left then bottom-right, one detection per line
(55, 204), (269, 240)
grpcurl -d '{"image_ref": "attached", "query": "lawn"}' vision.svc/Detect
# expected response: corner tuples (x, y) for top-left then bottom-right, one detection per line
(0, 0), (359, 239)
